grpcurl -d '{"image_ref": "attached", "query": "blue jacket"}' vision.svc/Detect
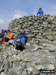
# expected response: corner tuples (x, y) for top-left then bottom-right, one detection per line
(37, 9), (44, 15)
(19, 32), (27, 44)
(13, 39), (18, 45)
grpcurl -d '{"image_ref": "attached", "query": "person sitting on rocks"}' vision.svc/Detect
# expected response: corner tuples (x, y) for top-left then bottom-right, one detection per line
(15, 30), (27, 51)
(0, 30), (7, 45)
(5, 30), (13, 42)
(19, 30), (27, 45)
(37, 8), (44, 15)
(13, 37), (25, 51)
(3, 30), (7, 38)
(0, 29), (4, 38)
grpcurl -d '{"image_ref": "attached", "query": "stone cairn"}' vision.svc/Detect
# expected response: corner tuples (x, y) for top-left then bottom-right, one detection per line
(0, 14), (56, 75)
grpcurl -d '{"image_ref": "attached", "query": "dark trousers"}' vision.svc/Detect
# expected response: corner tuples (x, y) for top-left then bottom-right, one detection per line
(15, 42), (25, 51)
(5, 38), (9, 42)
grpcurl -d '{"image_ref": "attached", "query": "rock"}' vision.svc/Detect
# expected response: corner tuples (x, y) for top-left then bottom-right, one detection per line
(47, 55), (55, 64)
(0, 46), (2, 51)
(8, 40), (13, 44)
(1, 72), (5, 75)
(35, 65), (44, 70)
(47, 64), (55, 70)
(30, 44), (39, 52)
(26, 42), (30, 46)
(11, 67), (22, 75)
(46, 35), (53, 41)
(32, 68), (40, 75)
(12, 54), (22, 62)
(49, 46), (56, 52)
(27, 67), (33, 72)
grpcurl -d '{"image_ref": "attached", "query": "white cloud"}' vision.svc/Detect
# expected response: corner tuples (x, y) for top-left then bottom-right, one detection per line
(13, 10), (28, 19)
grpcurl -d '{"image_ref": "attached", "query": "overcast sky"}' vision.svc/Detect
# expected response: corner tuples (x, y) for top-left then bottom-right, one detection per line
(0, 0), (56, 30)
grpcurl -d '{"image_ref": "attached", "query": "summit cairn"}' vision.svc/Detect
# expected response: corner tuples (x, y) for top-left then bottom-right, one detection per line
(0, 15), (56, 75)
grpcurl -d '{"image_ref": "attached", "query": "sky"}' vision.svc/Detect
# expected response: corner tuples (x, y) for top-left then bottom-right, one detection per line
(0, 0), (56, 31)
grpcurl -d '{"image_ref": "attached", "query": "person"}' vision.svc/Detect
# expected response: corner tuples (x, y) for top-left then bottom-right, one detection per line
(37, 8), (44, 15)
(0, 30), (13, 45)
(0, 29), (4, 38)
(3, 30), (7, 39)
(19, 30), (27, 45)
(15, 30), (27, 51)
(6, 30), (13, 42)
(0, 30), (7, 45)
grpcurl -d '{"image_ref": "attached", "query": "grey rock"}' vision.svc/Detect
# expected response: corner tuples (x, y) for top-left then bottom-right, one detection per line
(1, 72), (5, 75)
(32, 68), (40, 75)
(49, 46), (56, 52)
(47, 64), (55, 70)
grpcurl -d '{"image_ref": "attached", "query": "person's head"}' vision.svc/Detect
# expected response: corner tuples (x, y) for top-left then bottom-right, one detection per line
(4, 30), (7, 33)
(39, 8), (42, 10)
(1, 29), (3, 32)
(5, 30), (7, 32)
(20, 29), (24, 34)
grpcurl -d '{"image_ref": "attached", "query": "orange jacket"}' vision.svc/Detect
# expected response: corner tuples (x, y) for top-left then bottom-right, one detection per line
(7, 32), (13, 39)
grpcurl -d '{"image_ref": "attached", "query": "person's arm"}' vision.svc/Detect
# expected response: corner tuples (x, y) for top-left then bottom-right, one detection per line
(24, 33), (27, 40)
(37, 11), (39, 15)
(19, 33), (21, 38)
(24, 33), (27, 37)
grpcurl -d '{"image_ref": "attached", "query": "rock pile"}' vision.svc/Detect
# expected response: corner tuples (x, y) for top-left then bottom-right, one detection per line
(0, 14), (56, 75)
